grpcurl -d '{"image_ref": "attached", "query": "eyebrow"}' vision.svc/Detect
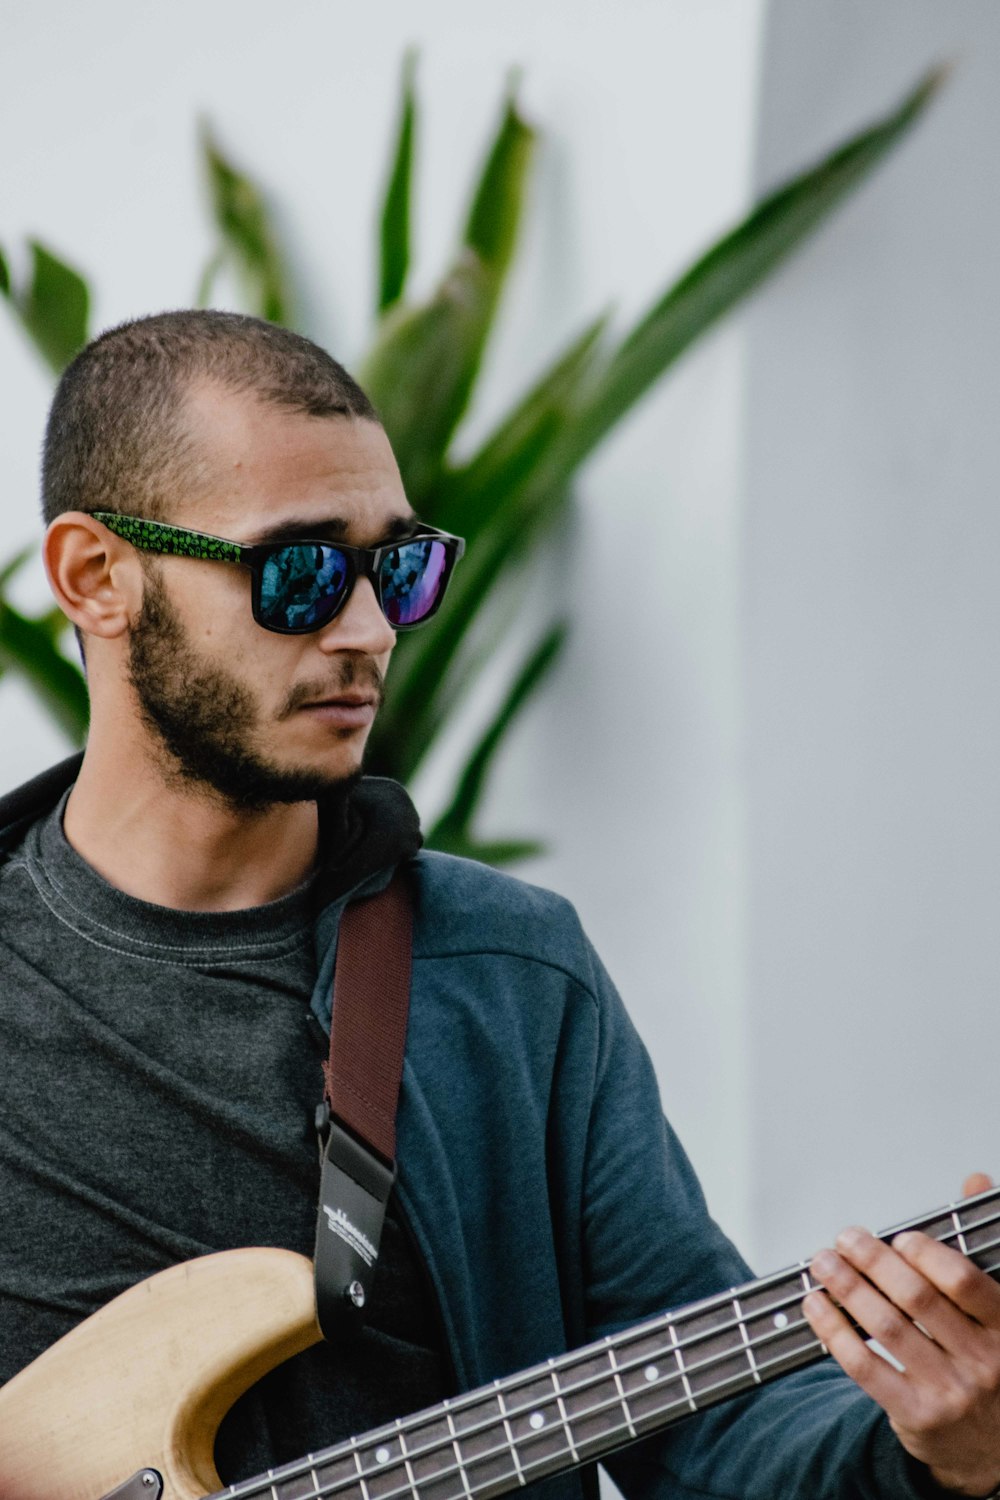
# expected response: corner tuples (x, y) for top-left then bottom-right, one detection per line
(248, 512), (424, 547)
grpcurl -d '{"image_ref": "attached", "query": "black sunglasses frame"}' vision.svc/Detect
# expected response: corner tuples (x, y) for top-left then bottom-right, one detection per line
(91, 512), (465, 636)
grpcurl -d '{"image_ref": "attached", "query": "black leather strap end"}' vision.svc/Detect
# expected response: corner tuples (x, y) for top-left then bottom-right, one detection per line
(314, 1111), (396, 1343)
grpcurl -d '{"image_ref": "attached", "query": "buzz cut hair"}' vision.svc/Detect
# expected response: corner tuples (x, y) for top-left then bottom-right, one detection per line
(41, 309), (380, 527)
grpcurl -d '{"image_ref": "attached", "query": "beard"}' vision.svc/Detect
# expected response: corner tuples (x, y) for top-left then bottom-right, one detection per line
(127, 567), (383, 813)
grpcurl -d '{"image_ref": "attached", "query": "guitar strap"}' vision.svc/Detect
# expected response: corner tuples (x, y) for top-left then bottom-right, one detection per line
(313, 867), (413, 1342)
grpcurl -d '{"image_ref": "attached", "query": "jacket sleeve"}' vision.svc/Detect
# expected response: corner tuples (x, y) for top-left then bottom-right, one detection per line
(572, 936), (940, 1500)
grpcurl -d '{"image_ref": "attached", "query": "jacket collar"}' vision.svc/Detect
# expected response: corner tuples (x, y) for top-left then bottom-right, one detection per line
(0, 753), (84, 860)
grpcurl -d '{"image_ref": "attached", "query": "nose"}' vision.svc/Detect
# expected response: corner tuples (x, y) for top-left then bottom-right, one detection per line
(316, 575), (397, 658)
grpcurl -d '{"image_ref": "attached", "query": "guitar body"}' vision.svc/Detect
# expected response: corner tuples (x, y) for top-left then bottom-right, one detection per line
(0, 1248), (321, 1500)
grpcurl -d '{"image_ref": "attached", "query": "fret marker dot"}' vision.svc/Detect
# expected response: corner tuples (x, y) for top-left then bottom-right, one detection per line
(773, 1312), (789, 1330)
(529, 1412), (545, 1430)
(644, 1365), (659, 1382)
(375, 1447), (391, 1465)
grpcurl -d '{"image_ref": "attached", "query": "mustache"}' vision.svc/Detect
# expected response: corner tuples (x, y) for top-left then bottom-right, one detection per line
(277, 657), (386, 719)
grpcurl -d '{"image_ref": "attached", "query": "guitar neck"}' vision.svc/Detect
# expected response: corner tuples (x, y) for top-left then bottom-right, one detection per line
(217, 1186), (1000, 1500)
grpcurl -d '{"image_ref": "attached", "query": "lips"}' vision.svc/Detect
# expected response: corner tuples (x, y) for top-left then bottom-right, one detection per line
(302, 694), (377, 710)
(299, 695), (377, 730)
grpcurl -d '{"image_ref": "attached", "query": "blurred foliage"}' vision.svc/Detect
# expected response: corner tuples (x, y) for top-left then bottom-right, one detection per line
(0, 63), (942, 860)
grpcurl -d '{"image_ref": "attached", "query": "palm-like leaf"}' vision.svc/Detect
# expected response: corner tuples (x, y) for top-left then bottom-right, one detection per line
(0, 600), (87, 742)
(200, 125), (295, 326)
(560, 66), (946, 473)
(0, 241), (89, 373)
(378, 50), (417, 315)
(360, 88), (536, 506)
(367, 66), (942, 828)
(427, 621), (566, 853)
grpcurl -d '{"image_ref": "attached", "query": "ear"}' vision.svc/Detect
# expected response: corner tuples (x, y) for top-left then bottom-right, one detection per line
(43, 512), (143, 640)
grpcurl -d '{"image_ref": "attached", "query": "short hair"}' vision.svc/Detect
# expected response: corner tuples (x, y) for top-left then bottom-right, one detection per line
(41, 309), (380, 526)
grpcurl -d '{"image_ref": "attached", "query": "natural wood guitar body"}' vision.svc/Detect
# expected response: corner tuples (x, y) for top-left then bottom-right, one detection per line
(0, 1247), (321, 1500)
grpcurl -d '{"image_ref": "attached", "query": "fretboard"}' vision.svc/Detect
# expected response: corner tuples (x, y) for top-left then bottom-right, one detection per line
(215, 1185), (1000, 1500)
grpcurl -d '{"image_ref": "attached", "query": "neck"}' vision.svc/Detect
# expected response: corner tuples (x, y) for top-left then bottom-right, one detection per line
(64, 733), (321, 912)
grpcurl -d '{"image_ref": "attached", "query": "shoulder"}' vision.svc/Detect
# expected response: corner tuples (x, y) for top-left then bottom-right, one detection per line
(408, 850), (599, 994)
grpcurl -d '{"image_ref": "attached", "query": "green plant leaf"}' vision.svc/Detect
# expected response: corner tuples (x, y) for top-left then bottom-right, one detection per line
(361, 88), (536, 503)
(366, 320), (604, 775)
(368, 321), (610, 778)
(0, 242), (90, 375)
(37, 605), (74, 646)
(428, 620), (566, 853)
(409, 63), (941, 716)
(195, 247), (226, 309)
(388, 64), (944, 786)
(0, 545), (32, 591)
(201, 125), (294, 326)
(562, 66), (945, 470)
(0, 600), (88, 742)
(0, 246), (10, 297)
(362, 251), (492, 502)
(378, 50), (417, 315)
(431, 312), (609, 537)
(462, 76), (534, 285)
(368, 483), (567, 783)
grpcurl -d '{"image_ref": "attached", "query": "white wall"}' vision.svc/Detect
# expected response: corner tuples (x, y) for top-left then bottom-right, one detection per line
(0, 0), (767, 1251)
(744, 0), (1000, 1268)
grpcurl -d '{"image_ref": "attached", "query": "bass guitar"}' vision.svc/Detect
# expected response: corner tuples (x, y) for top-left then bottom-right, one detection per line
(1, 1183), (998, 1500)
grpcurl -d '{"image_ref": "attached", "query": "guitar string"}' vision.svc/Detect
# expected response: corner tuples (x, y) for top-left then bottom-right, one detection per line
(229, 1255), (1000, 1500)
(223, 1220), (1000, 1500)
(220, 1213), (1000, 1500)
(223, 1299), (954, 1500)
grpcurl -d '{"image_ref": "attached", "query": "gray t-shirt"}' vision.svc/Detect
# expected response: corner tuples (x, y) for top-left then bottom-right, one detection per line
(0, 794), (448, 1482)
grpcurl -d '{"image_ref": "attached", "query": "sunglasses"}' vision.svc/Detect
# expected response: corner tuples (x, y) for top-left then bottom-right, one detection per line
(92, 512), (465, 635)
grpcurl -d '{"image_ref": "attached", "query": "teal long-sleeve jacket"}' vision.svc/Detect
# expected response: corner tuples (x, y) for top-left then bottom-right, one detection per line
(314, 849), (939, 1500)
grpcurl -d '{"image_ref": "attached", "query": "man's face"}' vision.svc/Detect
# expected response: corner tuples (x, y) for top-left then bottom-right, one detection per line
(125, 382), (409, 810)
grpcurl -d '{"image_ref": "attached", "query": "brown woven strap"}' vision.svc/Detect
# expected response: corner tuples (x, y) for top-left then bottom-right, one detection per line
(323, 868), (413, 1164)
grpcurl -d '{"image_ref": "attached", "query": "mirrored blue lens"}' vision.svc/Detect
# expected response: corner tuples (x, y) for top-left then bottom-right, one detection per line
(259, 544), (349, 629)
(379, 539), (448, 626)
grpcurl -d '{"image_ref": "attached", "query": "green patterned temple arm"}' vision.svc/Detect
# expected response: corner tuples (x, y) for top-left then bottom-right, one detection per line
(92, 512), (245, 564)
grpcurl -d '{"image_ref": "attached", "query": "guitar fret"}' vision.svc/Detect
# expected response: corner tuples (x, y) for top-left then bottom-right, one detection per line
(495, 1384), (526, 1486)
(800, 1265), (827, 1355)
(353, 1440), (374, 1500)
(731, 1295), (761, 1385)
(270, 1471), (319, 1500)
(668, 1323), (697, 1412)
(548, 1361), (580, 1463)
(951, 1209), (971, 1257)
(446, 1409), (475, 1500)
(396, 1419), (420, 1500)
(606, 1342), (638, 1439)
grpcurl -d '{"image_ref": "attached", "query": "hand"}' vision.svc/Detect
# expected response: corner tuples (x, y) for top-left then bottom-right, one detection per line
(803, 1173), (1000, 1498)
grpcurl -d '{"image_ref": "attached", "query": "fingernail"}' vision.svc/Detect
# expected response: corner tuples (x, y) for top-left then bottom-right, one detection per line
(812, 1249), (837, 1277)
(836, 1226), (865, 1251)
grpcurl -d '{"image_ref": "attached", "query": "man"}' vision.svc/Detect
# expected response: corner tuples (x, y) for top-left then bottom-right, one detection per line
(1, 309), (999, 1499)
